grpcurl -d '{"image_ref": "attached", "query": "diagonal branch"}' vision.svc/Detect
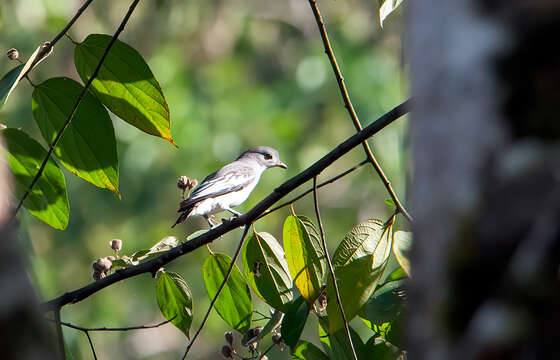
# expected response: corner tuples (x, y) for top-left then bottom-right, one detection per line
(21, 0), (95, 79)
(312, 177), (358, 360)
(306, 0), (413, 223)
(182, 225), (250, 359)
(40, 99), (411, 313)
(13, 0), (140, 217)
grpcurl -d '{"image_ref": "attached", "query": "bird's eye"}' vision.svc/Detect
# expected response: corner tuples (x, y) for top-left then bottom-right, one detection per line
(263, 153), (272, 160)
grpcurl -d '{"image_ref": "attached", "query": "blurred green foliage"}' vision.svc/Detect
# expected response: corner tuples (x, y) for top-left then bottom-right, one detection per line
(0, 0), (408, 358)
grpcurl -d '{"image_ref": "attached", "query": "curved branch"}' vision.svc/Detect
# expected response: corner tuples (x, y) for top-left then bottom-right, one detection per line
(40, 99), (411, 313)
(307, 0), (413, 223)
(13, 0), (140, 217)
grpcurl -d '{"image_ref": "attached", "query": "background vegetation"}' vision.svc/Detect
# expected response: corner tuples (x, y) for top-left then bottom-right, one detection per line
(0, 0), (408, 358)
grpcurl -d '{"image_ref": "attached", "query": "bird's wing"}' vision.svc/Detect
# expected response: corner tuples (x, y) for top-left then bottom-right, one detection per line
(178, 163), (256, 212)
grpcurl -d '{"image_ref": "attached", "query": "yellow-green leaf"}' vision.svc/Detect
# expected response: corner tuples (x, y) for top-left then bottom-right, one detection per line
(74, 34), (176, 145)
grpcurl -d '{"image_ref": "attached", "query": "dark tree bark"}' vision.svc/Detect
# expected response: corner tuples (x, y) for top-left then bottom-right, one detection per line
(0, 135), (57, 359)
(408, 1), (560, 359)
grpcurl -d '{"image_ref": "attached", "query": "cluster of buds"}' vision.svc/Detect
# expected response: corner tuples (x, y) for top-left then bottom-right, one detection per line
(271, 333), (284, 351)
(109, 238), (122, 254)
(177, 176), (198, 199)
(92, 256), (114, 280)
(220, 331), (235, 359)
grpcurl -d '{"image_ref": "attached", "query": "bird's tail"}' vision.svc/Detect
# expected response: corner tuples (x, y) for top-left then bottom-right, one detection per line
(171, 207), (193, 228)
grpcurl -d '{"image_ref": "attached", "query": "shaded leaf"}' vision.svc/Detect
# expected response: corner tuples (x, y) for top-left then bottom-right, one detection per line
(156, 271), (193, 338)
(292, 340), (329, 360)
(1, 44), (52, 108)
(203, 253), (252, 332)
(242, 231), (293, 312)
(318, 320), (365, 360)
(111, 256), (135, 268)
(364, 337), (400, 360)
(281, 296), (310, 348)
(379, 0), (404, 28)
(393, 231), (412, 276)
(1, 128), (69, 229)
(327, 219), (394, 333)
(31, 77), (119, 196)
(258, 309), (284, 341)
(284, 215), (323, 304)
(74, 34), (175, 145)
(131, 236), (178, 261)
(361, 279), (406, 326)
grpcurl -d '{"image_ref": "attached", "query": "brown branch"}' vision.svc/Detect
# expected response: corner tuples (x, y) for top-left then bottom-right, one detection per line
(312, 177), (358, 360)
(13, 0), (140, 216)
(59, 318), (174, 332)
(182, 225), (250, 359)
(20, 0), (95, 79)
(307, 0), (413, 223)
(40, 99), (411, 313)
(259, 159), (369, 219)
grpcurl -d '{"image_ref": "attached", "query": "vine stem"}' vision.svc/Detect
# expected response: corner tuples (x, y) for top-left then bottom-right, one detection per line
(182, 225), (250, 359)
(307, 0), (413, 223)
(13, 0), (140, 217)
(312, 177), (358, 360)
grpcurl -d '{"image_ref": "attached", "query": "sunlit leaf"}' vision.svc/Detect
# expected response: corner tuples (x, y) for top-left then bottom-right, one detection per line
(327, 219), (394, 333)
(361, 279), (406, 326)
(156, 270), (193, 338)
(379, 0), (404, 28)
(393, 231), (412, 276)
(1, 128), (69, 229)
(203, 253), (252, 332)
(74, 34), (175, 145)
(242, 231), (293, 312)
(281, 296), (309, 348)
(31, 77), (119, 196)
(284, 215), (323, 304)
(131, 236), (178, 261)
(292, 340), (329, 360)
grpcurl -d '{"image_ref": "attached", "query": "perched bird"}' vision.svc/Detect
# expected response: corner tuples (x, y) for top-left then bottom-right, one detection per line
(172, 146), (287, 228)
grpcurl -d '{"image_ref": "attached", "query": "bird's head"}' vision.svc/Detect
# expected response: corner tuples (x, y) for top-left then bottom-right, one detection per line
(238, 146), (287, 169)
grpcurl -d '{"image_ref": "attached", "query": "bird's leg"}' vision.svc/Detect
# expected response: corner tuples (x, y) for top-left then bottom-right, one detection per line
(204, 215), (218, 228)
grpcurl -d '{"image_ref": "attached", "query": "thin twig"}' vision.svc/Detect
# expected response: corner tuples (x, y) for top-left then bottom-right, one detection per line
(259, 159), (369, 219)
(84, 331), (97, 360)
(21, 0), (95, 79)
(13, 0), (140, 216)
(54, 309), (66, 360)
(312, 177), (358, 360)
(40, 99), (411, 313)
(58, 318), (174, 332)
(307, 0), (413, 223)
(182, 225), (251, 359)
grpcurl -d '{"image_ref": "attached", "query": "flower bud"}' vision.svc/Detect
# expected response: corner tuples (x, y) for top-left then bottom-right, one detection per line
(248, 341), (258, 353)
(224, 331), (233, 345)
(220, 345), (233, 358)
(188, 178), (198, 189)
(93, 257), (112, 272)
(261, 356), (269, 360)
(271, 333), (282, 345)
(177, 176), (189, 190)
(110, 238), (122, 252)
(6, 48), (19, 60)
(92, 270), (104, 280)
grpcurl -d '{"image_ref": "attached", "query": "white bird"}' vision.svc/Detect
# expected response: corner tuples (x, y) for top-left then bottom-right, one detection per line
(172, 146), (287, 228)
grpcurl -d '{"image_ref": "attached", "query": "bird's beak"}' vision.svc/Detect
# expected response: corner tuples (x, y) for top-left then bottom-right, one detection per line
(275, 161), (288, 169)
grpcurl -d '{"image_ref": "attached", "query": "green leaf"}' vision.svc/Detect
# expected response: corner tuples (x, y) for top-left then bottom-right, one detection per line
(0, 65), (24, 107)
(203, 253), (252, 332)
(31, 77), (119, 196)
(292, 341), (329, 360)
(361, 279), (406, 326)
(364, 337), (399, 360)
(393, 231), (412, 276)
(379, 0), (404, 28)
(1, 44), (52, 108)
(1, 128), (69, 229)
(74, 34), (175, 145)
(242, 231), (293, 312)
(156, 271), (193, 338)
(385, 198), (395, 207)
(283, 215), (324, 304)
(131, 236), (178, 261)
(327, 219), (394, 333)
(281, 296), (310, 348)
